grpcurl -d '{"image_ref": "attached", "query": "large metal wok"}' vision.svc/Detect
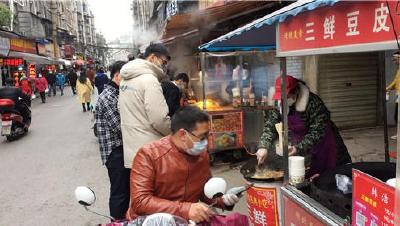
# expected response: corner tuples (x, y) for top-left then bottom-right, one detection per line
(240, 151), (284, 182)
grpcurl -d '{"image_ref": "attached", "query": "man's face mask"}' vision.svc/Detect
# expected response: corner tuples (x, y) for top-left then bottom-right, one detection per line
(184, 131), (208, 156)
(154, 56), (168, 72)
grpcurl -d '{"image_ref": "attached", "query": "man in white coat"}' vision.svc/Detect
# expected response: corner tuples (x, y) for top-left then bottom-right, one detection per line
(119, 43), (171, 168)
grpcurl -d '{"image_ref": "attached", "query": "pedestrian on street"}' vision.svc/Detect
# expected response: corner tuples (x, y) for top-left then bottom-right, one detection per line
(19, 76), (33, 97)
(119, 43), (171, 169)
(95, 61), (129, 220)
(76, 72), (93, 112)
(45, 71), (56, 97)
(161, 73), (190, 116)
(94, 67), (109, 94)
(35, 73), (48, 103)
(86, 67), (95, 87)
(56, 71), (66, 96)
(386, 51), (400, 139)
(68, 68), (78, 95)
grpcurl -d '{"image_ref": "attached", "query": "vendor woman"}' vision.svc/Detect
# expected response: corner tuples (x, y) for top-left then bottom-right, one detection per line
(256, 75), (352, 177)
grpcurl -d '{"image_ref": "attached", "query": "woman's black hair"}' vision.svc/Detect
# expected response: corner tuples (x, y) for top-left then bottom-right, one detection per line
(78, 73), (87, 84)
(110, 61), (127, 79)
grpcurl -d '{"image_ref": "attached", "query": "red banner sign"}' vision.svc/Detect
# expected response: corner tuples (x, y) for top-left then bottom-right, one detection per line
(352, 169), (395, 226)
(283, 195), (325, 226)
(0, 58), (24, 66)
(246, 186), (280, 226)
(278, 1), (400, 56)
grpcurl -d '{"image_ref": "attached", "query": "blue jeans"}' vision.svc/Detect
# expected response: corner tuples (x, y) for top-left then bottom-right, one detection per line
(59, 85), (64, 95)
(48, 84), (56, 96)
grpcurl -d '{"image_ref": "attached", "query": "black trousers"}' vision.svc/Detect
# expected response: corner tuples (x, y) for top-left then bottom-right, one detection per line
(105, 146), (131, 220)
(395, 103), (398, 124)
(39, 92), (46, 103)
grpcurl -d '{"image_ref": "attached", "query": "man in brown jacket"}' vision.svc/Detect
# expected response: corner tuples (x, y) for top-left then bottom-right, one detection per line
(127, 106), (240, 223)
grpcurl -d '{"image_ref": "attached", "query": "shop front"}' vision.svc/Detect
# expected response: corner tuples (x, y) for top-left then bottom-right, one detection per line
(276, 1), (400, 225)
(201, 0), (399, 225)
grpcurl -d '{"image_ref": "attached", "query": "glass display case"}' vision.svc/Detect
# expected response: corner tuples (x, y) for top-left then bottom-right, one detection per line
(192, 51), (281, 152)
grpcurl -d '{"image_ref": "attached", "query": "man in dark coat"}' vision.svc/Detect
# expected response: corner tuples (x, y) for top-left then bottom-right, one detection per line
(68, 69), (78, 95)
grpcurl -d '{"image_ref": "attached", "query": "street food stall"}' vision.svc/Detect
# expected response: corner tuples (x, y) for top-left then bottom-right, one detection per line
(200, 0), (400, 225)
(196, 50), (279, 159)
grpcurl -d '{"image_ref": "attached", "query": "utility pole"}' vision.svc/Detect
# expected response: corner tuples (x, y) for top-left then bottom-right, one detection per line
(50, 0), (60, 58)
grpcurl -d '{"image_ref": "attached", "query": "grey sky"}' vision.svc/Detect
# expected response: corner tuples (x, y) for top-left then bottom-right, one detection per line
(87, 0), (133, 42)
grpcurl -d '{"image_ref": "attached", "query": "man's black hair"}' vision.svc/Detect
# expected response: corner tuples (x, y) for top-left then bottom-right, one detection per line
(143, 43), (171, 60)
(110, 61), (127, 79)
(174, 73), (189, 83)
(171, 106), (209, 134)
(5, 78), (14, 86)
(128, 53), (135, 61)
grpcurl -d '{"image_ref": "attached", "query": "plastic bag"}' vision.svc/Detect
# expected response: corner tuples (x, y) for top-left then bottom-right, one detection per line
(125, 213), (189, 226)
(335, 174), (352, 194)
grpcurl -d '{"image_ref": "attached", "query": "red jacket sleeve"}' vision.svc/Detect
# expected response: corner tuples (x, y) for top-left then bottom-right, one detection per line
(130, 149), (192, 220)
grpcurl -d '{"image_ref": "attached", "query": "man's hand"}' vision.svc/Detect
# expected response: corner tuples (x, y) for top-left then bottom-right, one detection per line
(256, 148), (268, 165)
(188, 203), (214, 223)
(222, 193), (240, 206)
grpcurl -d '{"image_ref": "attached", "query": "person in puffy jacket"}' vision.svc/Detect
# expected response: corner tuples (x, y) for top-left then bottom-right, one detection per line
(19, 76), (33, 98)
(35, 73), (48, 103)
(56, 71), (66, 96)
(76, 72), (93, 112)
(119, 43), (171, 169)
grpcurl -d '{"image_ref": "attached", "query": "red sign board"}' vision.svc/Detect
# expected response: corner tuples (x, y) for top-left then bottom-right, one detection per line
(10, 39), (36, 54)
(247, 186), (280, 226)
(352, 169), (395, 226)
(283, 195), (325, 226)
(0, 58), (24, 66)
(28, 64), (36, 78)
(278, 1), (400, 56)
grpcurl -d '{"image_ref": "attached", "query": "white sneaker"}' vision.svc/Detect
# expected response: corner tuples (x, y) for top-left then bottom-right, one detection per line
(391, 135), (397, 140)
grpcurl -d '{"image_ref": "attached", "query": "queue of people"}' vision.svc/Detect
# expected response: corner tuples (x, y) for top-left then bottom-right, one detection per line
(94, 43), (242, 224)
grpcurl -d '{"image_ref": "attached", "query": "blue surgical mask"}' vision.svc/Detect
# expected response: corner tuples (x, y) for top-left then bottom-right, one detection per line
(185, 133), (208, 156)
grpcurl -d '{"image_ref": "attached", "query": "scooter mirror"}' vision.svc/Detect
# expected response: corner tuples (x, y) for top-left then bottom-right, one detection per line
(204, 177), (227, 199)
(75, 186), (96, 206)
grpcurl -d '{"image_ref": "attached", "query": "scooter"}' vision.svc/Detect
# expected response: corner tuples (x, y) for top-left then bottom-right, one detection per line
(74, 178), (251, 226)
(0, 98), (31, 141)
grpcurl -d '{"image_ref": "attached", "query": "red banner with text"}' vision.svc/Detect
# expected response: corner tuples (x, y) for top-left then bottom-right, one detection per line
(278, 1), (400, 55)
(352, 169), (395, 226)
(247, 186), (280, 226)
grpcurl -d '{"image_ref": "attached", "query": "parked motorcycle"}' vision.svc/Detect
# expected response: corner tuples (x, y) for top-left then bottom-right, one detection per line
(0, 98), (31, 141)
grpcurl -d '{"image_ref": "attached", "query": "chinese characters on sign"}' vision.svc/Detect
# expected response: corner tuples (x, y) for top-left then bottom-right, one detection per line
(0, 58), (24, 67)
(246, 186), (279, 226)
(283, 195), (325, 226)
(352, 169), (395, 226)
(278, 1), (400, 54)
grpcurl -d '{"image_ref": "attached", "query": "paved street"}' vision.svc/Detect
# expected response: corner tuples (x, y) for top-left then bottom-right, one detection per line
(0, 88), (109, 225)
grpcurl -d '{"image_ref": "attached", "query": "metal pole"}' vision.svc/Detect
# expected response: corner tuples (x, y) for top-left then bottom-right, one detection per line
(381, 54), (390, 163)
(200, 52), (206, 110)
(239, 55), (244, 106)
(280, 57), (289, 182)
